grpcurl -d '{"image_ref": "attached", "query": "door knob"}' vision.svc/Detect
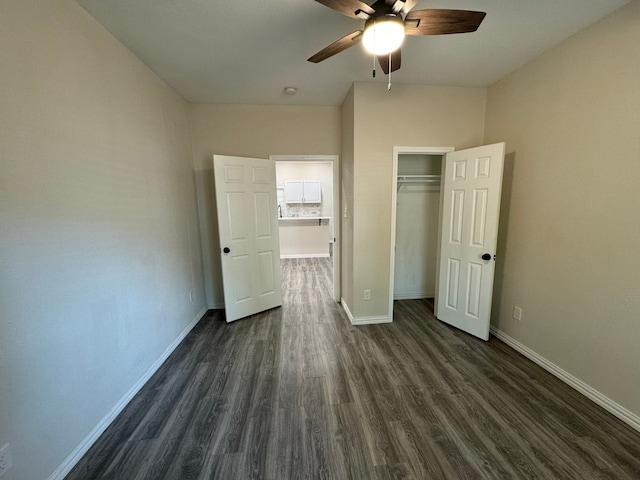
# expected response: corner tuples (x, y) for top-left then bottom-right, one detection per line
(223, 247), (230, 254)
(482, 253), (492, 261)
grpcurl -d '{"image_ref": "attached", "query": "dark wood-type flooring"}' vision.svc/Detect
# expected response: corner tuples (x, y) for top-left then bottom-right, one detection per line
(67, 258), (640, 479)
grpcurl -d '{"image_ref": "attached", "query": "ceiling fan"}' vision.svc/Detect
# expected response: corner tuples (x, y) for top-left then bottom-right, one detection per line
(308, 0), (486, 75)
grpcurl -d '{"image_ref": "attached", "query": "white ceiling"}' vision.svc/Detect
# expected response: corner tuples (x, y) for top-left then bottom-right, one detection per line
(76, 0), (629, 106)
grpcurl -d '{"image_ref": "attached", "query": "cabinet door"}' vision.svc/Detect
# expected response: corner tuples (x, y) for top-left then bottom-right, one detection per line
(284, 181), (303, 203)
(302, 181), (321, 203)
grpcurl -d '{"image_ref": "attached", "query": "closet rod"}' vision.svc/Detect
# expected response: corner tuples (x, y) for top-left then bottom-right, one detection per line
(397, 175), (441, 191)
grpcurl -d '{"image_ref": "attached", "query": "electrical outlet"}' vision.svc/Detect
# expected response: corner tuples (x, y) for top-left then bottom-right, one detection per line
(364, 289), (371, 300)
(513, 306), (523, 321)
(0, 443), (13, 477)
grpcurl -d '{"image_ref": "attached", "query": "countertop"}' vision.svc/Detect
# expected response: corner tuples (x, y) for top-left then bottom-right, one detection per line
(278, 216), (332, 221)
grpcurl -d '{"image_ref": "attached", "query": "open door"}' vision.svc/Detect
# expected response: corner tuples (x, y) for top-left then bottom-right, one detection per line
(435, 143), (505, 340)
(213, 155), (282, 322)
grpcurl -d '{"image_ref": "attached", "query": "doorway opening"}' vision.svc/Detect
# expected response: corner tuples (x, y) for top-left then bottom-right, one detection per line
(271, 155), (340, 302)
(388, 147), (454, 321)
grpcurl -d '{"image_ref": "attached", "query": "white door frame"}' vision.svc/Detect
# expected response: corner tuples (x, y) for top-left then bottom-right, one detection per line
(270, 155), (340, 302)
(388, 146), (454, 321)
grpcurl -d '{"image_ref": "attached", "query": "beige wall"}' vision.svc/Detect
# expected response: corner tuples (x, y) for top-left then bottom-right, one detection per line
(0, 1), (205, 479)
(346, 83), (486, 320)
(484, 1), (640, 418)
(188, 104), (341, 306)
(394, 185), (441, 299)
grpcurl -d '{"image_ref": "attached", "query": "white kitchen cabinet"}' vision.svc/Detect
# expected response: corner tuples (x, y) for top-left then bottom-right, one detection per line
(284, 181), (303, 203)
(284, 181), (321, 203)
(301, 181), (321, 203)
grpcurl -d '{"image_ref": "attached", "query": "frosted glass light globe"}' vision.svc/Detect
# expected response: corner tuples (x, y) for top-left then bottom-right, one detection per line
(362, 18), (405, 56)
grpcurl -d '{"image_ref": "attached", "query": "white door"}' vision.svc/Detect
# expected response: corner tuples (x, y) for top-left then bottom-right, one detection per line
(435, 143), (505, 340)
(213, 155), (282, 322)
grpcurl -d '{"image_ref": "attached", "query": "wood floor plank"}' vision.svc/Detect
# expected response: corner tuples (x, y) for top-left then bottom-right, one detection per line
(66, 258), (640, 480)
(387, 418), (462, 479)
(333, 402), (378, 479)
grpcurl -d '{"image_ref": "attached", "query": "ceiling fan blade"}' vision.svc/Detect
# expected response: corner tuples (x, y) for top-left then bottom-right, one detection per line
(385, 0), (418, 15)
(307, 31), (364, 63)
(405, 9), (486, 35)
(314, 0), (374, 20)
(378, 49), (401, 74)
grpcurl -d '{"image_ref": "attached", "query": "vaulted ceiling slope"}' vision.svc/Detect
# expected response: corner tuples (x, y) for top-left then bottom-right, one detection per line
(76, 0), (629, 106)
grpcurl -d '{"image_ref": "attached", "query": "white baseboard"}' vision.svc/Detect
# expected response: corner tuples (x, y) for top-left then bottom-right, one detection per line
(351, 316), (392, 325)
(280, 253), (330, 259)
(490, 326), (640, 433)
(341, 297), (353, 322)
(393, 292), (434, 300)
(208, 303), (224, 310)
(340, 297), (391, 325)
(48, 306), (208, 480)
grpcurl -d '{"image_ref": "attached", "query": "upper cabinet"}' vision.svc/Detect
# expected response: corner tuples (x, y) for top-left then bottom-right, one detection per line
(301, 181), (321, 203)
(284, 181), (303, 203)
(284, 181), (321, 203)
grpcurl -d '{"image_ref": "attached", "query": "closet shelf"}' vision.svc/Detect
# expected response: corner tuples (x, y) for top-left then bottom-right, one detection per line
(397, 175), (441, 183)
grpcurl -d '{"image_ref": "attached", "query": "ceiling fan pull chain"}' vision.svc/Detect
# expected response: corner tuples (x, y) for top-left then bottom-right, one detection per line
(373, 55), (376, 78)
(388, 54), (392, 91)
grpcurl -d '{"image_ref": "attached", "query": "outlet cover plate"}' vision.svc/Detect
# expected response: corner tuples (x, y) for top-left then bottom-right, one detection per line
(513, 306), (523, 321)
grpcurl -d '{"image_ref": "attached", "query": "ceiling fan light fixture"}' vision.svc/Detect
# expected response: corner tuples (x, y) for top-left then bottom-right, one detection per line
(362, 15), (405, 56)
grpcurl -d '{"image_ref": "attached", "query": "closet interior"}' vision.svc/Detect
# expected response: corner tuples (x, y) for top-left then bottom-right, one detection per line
(393, 153), (444, 300)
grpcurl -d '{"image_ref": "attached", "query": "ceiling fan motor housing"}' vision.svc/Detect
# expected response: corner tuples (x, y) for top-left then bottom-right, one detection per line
(368, 0), (402, 20)
(364, 12), (404, 30)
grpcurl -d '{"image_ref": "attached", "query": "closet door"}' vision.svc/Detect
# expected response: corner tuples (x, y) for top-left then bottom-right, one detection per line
(435, 143), (505, 340)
